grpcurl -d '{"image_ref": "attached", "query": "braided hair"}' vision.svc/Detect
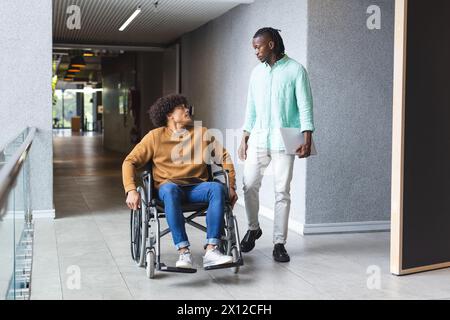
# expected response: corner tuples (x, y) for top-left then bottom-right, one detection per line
(253, 27), (285, 57)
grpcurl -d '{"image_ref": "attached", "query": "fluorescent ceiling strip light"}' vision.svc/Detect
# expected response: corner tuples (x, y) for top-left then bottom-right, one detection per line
(64, 88), (104, 93)
(119, 7), (142, 31)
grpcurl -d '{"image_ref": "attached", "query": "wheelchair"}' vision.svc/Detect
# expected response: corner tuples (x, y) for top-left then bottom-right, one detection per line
(130, 163), (244, 279)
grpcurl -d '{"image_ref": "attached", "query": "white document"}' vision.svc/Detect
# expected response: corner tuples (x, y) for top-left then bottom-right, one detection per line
(279, 128), (318, 156)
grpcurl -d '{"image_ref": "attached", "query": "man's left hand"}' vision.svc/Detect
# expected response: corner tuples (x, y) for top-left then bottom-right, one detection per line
(229, 187), (238, 208)
(296, 143), (311, 158)
(296, 131), (312, 159)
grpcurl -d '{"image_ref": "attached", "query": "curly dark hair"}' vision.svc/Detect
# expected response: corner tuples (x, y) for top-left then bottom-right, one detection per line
(148, 94), (188, 127)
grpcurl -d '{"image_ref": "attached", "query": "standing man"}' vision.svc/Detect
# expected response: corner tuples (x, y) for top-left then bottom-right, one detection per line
(239, 28), (315, 262)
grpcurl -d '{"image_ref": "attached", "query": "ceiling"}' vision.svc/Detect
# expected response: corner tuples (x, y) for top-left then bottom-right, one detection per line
(53, 0), (254, 48)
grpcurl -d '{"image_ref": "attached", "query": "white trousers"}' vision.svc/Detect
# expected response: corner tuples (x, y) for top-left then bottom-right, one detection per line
(243, 148), (295, 244)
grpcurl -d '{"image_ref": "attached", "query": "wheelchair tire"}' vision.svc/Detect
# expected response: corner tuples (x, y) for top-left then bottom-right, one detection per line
(130, 187), (148, 267)
(146, 250), (155, 279)
(137, 187), (148, 267)
(130, 208), (142, 263)
(231, 247), (240, 274)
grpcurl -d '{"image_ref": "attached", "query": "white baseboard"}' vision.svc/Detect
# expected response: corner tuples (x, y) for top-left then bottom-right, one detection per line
(236, 198), (390, 235)
(31, 209), (55, 219)
(3, 209), (55, 219)
(301, 220), (390, 235)
(2, 210), (26, 220)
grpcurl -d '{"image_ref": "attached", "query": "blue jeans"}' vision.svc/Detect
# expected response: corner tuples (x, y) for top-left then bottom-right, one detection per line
(158, 182), (226, 250)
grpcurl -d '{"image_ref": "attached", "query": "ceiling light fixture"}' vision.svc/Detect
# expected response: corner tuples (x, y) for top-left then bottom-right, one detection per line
(119, 6), (142, 31)
(67, 67), (81, 73)
(153, 1), (159, 13)
(70, 56), (86, 68)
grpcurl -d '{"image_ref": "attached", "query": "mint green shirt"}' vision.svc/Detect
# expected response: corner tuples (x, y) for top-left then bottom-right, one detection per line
(243, 55), (315, 150)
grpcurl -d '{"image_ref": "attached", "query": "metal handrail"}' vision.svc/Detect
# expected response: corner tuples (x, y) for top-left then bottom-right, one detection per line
(0, 128), (36, 217)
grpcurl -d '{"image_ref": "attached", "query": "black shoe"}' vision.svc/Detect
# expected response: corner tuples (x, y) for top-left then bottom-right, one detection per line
(273, 244), (290, 262)
(240, 228), (262, 253)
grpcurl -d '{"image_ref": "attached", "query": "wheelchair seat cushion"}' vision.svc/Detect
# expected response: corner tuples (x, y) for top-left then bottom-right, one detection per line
(155, 199), (209, 213)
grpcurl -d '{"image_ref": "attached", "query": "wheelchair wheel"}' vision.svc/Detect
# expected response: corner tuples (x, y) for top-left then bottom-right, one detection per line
(130, 187), (148, 267)
(231, 247), (240, 274)
(130, 208), (142, 263)
(146, 249), (155, 279)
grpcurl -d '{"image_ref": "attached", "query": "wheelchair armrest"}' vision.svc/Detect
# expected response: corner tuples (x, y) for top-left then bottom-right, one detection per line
(212, 169), (229, 178)
(212, 169), (231, 200)
(213, 169), (230, 185)
(141, 170), (155, 203)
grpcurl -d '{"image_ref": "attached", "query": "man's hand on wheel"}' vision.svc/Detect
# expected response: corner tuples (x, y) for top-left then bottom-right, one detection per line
(126, 190), (141, 210)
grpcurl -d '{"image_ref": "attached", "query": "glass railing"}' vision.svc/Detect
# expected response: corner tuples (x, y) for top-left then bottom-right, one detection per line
(0, 128), (36, 300)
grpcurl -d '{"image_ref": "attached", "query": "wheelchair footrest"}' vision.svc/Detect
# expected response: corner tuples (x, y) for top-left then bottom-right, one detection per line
(204, 262), (241, 271)
(159, 263), (197, 273)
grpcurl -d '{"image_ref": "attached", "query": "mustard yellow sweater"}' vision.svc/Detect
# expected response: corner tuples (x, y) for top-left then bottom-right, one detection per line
(122, 126), (236, 193)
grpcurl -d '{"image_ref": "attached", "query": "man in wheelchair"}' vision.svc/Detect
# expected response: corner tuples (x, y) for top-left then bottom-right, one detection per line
(122, 94), (238, 270)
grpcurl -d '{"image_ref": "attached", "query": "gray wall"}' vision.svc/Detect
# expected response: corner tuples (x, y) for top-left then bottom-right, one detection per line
(0, 0), (53, 214)
(181, 0), (309, 226)
(137, 52), (164, 136)
(306, 0), (394, 224)
(102, 53), (137, 153)
(102, 52), (163, 153)
(163, 44), (180, 96)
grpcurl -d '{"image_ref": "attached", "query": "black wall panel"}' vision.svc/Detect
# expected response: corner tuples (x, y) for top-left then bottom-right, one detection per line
(403, 0), (450, 269)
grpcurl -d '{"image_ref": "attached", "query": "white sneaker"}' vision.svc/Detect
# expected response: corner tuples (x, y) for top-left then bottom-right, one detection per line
(176, 251), (193, 269)
(203, 247), (233, 268)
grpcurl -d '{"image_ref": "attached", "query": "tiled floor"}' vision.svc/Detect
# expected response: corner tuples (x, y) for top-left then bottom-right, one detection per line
(30, 130), (450, 300)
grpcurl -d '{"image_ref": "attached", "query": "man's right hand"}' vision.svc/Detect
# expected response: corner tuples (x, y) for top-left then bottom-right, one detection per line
(238, 132), (250, 161)
(126, 190), (141, 210)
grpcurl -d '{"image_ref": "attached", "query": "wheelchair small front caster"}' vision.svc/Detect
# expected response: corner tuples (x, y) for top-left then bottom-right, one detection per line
(146, 250), (155, 279)
(231, 247), (240, 274)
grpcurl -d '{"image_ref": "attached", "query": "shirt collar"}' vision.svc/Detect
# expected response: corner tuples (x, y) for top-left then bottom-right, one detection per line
(164, 126), (191, 139)
(265, 54), (289, 68)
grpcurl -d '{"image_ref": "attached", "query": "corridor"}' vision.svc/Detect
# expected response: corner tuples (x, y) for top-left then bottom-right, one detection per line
(28, 132), (450, 300)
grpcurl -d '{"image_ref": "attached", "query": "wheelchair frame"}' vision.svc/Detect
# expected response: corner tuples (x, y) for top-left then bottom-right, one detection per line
(130, 164), (243, 279)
